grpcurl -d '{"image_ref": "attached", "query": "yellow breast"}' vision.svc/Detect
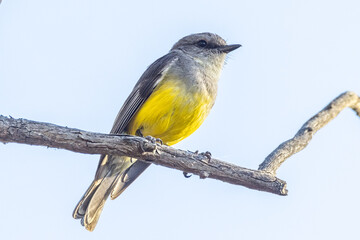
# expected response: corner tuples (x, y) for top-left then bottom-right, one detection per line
(127, 76), (215, 145)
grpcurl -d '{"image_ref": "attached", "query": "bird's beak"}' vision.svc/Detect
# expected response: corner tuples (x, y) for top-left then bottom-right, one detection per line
(218, 44), (242, 53)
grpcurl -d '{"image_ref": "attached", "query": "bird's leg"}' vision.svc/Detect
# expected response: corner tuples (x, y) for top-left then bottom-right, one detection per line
(136, 128), (163, 154)
(136, 128), (163, 144)
(137, 129), (154, 153)
(136, 128), (144, 137)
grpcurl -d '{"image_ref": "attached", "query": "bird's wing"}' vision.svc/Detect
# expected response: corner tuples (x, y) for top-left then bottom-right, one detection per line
(94, 51), (179, 180)
(110, 51), (179, 134)
(74, 51), (180, 230)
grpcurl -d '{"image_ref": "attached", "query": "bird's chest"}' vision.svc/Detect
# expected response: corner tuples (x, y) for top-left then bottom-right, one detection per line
(127, 77), (216, 145)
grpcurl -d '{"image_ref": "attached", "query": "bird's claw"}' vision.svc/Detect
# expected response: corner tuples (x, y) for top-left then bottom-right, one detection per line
(183, 172), (192, 178)
(202, 151), (212, 160)
(139, 141), (156, 153)
(139, 135), (163, 154)
(194, 150), (212, 163)
(145, 135), (163, 145)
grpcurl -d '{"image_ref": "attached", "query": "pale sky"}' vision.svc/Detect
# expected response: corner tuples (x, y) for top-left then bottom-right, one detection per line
(1, 0), (360, 239)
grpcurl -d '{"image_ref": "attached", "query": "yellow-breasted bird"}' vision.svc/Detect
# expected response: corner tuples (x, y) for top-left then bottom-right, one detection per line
(73, 32), (241, 231)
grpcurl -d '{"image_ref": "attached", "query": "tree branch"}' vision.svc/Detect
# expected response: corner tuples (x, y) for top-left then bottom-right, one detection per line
(0, 114), (287, 195)
(258, 91), (360, 174)
(0, 91), (359, 196)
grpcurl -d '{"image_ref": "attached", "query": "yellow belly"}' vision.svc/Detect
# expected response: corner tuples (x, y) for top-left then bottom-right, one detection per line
(127, 77), (215, 146)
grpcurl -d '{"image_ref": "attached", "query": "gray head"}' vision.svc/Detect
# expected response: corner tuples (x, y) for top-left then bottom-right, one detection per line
(170, 33), (240, 91)
(171, 32), (241, 57)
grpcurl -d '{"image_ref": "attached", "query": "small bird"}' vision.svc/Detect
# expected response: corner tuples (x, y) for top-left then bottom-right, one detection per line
(73, 32), (241, 231)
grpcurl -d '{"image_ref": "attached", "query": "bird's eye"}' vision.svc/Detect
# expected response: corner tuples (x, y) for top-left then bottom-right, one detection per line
(197, 40), (207, 47)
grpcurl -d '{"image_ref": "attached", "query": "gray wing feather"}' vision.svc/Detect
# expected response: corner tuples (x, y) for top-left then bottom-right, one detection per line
(110, 51), (179, 134)
(106, 52), (179, 199)
(94, 52), (179, 178)
(74, 51), (179, 231)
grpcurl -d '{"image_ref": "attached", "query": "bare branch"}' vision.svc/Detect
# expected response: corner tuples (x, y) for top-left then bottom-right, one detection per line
(259, 91), (360, 174)
(0, 91), (359, 196)
(0, 115), (287, 196)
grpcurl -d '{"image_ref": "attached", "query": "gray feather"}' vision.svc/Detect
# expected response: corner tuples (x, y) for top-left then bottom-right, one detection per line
(73, 52), (179, 231)
(110, 52), (179, 134)
(110, 160), (151, 200)
(73, 32), (234, 231)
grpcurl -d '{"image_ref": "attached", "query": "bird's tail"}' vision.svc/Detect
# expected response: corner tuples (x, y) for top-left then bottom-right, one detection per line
(72, 168), (117, 231)
(73, 157), (151, 231)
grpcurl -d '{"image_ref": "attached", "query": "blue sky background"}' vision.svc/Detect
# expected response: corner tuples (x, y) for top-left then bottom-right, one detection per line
(1, 0), (360, 239)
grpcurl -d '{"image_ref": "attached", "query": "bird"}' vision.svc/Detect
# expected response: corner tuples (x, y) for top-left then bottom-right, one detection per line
(72, 32), (241, 231)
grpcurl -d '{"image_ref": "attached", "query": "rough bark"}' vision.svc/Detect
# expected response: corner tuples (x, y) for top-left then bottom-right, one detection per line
(258, 91), (360, 174)
(0, 91), (359, 196)
(0, 115), (287, 195)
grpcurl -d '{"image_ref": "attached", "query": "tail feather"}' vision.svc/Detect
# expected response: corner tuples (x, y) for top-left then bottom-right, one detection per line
(82, 173), (117, 231)
(73, 180), (101, 219)
(73, 156), (150, 231)
(73, 168), (119, 231)
(110, 160), (151, 200)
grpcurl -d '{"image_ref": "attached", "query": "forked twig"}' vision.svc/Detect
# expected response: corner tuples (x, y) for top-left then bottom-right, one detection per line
(0, 91), (359, 195)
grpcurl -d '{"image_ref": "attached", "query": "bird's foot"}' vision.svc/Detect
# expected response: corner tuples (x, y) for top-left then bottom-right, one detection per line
(145, 135), (163, 145)
(139, 135), (163, 154)
(194, 150), (212, 163)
